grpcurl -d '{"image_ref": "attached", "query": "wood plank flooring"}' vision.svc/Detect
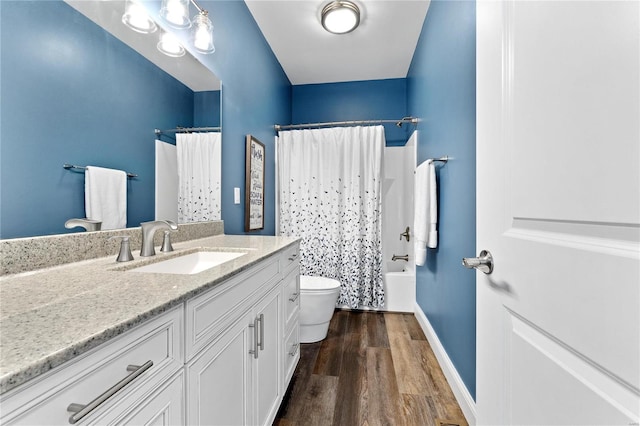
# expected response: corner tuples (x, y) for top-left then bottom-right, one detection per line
(274, 310), (468, 426)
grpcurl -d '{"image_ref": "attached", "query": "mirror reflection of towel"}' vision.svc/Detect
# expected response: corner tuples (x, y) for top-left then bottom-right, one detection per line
(85, 166), (127, 230)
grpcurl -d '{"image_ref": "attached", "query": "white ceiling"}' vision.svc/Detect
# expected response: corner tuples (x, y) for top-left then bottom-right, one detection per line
(245, 0), (430, 85)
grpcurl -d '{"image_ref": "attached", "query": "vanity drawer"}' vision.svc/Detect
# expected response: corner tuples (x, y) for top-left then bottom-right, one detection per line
(283, 320), (300, 389)
(283, 267), (300, 331)
(0, 306), (183, 425)
(280, 244), (300, 275)
(185, 257), (281, 359)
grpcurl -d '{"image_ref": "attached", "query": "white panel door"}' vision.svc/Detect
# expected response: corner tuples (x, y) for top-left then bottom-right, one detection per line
(476, 1), (640, 424)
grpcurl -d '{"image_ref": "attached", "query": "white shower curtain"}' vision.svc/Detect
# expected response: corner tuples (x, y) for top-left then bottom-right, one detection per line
(176, 132), (221, 223)
(278, 126), (385, 309)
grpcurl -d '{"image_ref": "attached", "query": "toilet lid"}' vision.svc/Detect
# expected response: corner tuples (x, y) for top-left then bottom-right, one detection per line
(300, 275), (341, 290)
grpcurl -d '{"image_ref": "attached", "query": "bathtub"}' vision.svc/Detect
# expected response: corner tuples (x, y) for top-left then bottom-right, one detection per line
(337, 261), (416, 312)
(383, 261), (416, 312)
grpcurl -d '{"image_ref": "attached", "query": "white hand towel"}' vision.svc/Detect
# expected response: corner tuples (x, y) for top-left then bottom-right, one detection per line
(414, 160), (438, 266)
(427, 160), (438, 249)
(85, 166), (127, 230)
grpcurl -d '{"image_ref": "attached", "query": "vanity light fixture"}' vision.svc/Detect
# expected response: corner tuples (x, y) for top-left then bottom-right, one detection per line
(159, 0), (215, 54)
(159, 0), (191, 29)
(122, 0), (215, 56)
(321, 1), (360, 34)
(192, 10), (215, 54)
(157, 31), (186, 57)
(122, 0), (157, 34)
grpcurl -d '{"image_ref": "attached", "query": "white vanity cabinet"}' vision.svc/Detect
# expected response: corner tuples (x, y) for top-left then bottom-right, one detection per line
(0, 241), (300, 426)
(0, 306), (185, 425)
(185, 248), (295, 426)
(280, 246), (301, 389)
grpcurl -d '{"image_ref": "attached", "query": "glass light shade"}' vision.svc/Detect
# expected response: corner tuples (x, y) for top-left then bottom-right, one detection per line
(160, 0), (191, 29)
(192, 12), (215, 54)
(122, 0), (157, 34)
(157, 32), (185, 57)
(321, 1), (360, 34)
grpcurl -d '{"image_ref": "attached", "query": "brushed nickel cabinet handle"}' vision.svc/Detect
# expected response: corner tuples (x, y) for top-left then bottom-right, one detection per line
(288, 342), (300, 357)
(67, 360), (153, 424)
(258, 313), (265, 351)
(249, 317), (259, 359)
(289, 292), (299, 302)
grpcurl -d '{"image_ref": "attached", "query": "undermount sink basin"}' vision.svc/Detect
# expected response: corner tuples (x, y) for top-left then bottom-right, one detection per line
(130, 251), (246, 275)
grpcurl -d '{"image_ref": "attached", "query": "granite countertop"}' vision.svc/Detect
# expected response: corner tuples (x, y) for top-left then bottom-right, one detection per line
(0, 234), (298, 395)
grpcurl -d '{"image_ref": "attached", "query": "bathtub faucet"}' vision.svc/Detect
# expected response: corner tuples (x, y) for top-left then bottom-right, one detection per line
(392, 254), (409, 262)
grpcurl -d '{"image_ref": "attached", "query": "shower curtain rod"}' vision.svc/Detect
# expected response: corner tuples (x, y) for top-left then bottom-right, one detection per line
(154, 126), (221, 136)
(274, 116), (419, 132)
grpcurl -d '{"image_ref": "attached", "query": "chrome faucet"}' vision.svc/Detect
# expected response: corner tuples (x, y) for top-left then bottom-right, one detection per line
(392, 254), (409, 262)
(140, 220), (178, 257)
(65, 218), (102, 232)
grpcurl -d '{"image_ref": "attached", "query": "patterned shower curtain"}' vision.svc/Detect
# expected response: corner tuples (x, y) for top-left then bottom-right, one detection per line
(277, 126), (385, 309)
(176, 132), (221, 223)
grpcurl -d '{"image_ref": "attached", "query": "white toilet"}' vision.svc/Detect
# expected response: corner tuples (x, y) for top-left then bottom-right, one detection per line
(299, 275), (341, 343)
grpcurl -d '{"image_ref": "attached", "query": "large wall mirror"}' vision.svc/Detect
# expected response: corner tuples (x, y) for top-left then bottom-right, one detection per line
(0, 0), (222, 239)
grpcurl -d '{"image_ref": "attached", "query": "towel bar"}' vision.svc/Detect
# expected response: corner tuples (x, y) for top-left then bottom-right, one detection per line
(63, 164), (137, 178)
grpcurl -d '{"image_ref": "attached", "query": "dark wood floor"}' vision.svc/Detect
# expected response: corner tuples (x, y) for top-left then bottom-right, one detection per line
(274, 310), (468, 426)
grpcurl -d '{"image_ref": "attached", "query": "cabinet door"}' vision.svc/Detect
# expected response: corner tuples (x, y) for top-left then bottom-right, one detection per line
(186, 311), (253, 426)
(110, 371), (185, 426)
(253, 285), (282, 426)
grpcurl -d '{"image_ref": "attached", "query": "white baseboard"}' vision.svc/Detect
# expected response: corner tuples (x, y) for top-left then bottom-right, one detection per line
(414, 302), (477, 425)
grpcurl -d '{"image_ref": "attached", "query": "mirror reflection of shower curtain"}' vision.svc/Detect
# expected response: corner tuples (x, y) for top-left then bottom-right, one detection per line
(277, 126), (385, 309)
(176, 132), (221, 223)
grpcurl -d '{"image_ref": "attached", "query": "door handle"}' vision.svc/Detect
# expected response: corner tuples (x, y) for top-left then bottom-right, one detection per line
(462, 250), (494, 274)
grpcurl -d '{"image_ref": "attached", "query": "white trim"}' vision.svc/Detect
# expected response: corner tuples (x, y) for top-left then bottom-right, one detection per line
(414, 302), (477, 425)
(274, 135), (279, 236)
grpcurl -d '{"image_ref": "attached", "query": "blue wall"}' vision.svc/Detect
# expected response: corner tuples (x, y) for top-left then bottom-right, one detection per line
(292, 79), (410, 146)
(194, 91), (221, 128)
(1, 0), (290, 238)
(159, 0), (292, 235)
(0, 1), (194, 239)
(407, 0), (477, 399)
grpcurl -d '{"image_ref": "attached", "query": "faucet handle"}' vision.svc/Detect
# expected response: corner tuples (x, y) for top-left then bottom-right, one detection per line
(160, 230), (174, 253)
(400, 226), (410, 242)
(108, 236), (134, 262)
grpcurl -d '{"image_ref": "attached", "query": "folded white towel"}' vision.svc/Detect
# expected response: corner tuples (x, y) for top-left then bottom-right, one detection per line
(85, 166), (127, 230)
(414, 160), (438, 266)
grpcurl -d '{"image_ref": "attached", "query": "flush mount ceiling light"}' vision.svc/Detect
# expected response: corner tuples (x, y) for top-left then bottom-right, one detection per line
(321, 1), (360, 34)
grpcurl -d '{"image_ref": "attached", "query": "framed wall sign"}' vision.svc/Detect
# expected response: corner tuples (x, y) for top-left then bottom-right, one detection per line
(245, 135), (265, 231)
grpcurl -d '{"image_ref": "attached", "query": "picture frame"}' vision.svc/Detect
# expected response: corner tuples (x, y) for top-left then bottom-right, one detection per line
(245, 135), (265, 231)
